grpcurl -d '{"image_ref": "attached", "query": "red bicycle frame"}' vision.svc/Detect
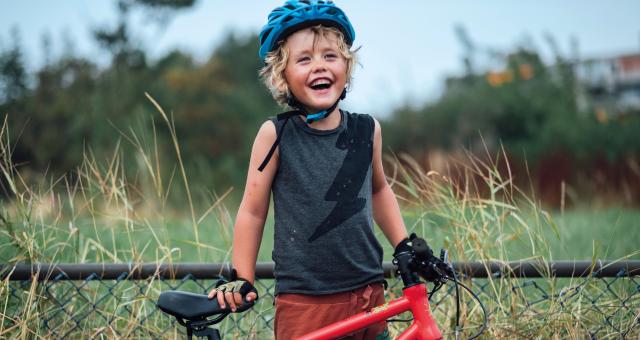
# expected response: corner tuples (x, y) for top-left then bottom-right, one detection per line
(296, 283), (442, 340)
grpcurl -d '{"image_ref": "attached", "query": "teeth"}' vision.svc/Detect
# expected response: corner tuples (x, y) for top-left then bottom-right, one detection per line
(310, 79), (331, 87)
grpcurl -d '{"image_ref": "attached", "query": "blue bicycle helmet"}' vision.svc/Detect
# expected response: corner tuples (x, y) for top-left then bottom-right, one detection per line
(258, 0), (355, 62)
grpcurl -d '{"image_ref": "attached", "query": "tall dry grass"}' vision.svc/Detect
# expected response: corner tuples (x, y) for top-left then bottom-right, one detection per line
(0, 98), (239, 338)
(384, 148), (638, 338)
(0, 97), (638, 338)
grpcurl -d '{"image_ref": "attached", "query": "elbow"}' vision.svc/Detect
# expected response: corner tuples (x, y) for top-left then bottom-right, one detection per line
(372, 180), (390, 196)
(238, 199), (269, 223)
(244, 206), (268, 223)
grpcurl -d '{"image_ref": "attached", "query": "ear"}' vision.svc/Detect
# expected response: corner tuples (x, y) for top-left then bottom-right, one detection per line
(276, 81), (290, 97)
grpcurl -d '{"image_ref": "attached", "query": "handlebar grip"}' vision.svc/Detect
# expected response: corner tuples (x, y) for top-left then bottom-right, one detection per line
(411, 237), (434, 259)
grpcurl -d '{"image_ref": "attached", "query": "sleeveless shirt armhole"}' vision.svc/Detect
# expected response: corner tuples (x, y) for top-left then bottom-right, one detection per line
(353, 113), (375, 139)
(270, 117), (291, 138)
(364, 113), (375, 168)
(367, 114), (375, 142)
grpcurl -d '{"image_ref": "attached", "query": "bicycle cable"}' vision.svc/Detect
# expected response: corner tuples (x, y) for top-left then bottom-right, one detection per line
(428, 281), (444, 301)
(423, 257), (489, 340)
(386, 317), (413, 323)
(453, 269), (461, 340)
(446, 272), (488, 340)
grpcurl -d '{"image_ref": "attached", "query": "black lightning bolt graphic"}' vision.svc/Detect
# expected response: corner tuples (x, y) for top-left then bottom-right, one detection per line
(308, 115), (373, 242)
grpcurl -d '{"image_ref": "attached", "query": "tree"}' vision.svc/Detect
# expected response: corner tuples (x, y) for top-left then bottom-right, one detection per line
(0, 29), (28, 104)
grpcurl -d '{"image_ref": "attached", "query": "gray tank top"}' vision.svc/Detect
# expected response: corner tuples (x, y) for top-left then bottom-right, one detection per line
(270, 110), (384, 295)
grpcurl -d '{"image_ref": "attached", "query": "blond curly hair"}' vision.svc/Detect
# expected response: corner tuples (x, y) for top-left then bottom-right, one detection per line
(259, 25), (358, 107)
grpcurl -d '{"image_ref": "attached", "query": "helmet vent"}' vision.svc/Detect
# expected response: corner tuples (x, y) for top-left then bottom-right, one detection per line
(326, 8), (337, 15)
(260, 29), (272, 44)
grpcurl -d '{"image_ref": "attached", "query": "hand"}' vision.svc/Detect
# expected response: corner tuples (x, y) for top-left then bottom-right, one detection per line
(207, 279), (258, 312)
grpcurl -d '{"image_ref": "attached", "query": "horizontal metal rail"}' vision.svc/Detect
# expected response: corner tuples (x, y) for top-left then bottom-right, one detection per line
(2, 260), (639, 281)
(2, 261), (639, 338)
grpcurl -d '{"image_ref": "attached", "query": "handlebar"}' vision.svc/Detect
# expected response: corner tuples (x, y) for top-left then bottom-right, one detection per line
(393, 234), (454, 288)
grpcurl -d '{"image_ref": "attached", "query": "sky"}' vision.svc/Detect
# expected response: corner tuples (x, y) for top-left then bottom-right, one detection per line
(2, 0), (640, 117)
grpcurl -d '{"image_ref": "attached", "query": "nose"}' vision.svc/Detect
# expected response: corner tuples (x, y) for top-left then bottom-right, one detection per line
(311, 59), (327, 73)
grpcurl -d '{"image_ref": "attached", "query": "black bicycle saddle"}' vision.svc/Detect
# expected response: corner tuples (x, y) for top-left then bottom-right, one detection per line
(157, 291), (254, 320)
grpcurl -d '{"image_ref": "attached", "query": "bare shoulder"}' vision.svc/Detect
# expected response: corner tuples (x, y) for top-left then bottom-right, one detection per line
(248, 119), (279, 174)
(256, 120), (277, 143)
(371, 116), (381, 141)
(371, 116), (381, 131)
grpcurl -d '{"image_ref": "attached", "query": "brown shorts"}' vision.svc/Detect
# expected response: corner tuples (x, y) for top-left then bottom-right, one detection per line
(274, 283), (388, 340)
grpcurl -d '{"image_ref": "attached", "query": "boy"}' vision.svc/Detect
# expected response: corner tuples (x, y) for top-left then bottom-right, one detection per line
(209, 1), (410, 338)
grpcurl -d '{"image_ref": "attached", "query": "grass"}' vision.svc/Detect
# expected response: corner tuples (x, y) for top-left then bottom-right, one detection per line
(1, 98), (639, 338)
(3, 195), (636, 263)
(394, 207), (640, 262)
(550, 208), (640, 260)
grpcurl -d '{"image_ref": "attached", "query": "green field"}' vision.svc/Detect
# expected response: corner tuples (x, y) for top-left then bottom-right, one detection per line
(4, 201), (636, 264)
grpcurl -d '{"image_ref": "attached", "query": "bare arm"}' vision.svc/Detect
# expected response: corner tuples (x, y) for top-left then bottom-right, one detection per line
(371, 118), (408, 248)
(209, 120), (279, 309)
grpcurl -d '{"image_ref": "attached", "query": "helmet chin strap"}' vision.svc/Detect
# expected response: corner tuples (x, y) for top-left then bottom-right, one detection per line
(257, 88), (347, 172)
(287, 88), (347, 123)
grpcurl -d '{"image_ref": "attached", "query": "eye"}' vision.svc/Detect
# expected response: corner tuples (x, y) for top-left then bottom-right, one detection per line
(325, 53), (338, 60)
(297, 56), (310, 63)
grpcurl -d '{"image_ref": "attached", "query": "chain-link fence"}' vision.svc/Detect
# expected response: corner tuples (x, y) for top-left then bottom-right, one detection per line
(1, 261), (639, 339)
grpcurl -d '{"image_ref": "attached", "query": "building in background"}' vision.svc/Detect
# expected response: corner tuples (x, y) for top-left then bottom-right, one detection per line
(575, 52), (640, 121)
(445, 49), (640, 122)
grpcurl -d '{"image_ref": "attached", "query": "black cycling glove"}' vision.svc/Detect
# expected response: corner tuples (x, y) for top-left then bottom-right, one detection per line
(393, 237), (413, 257)
(394, 233), (428, 257)
(212, 269), (259, 301)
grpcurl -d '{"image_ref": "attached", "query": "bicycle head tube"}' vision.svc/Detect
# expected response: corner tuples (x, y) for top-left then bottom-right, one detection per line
(393, 251), (422, 288)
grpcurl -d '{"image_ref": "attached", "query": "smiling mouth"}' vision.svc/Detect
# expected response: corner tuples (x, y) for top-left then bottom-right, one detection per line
(309, 79), (333, 91)
(310, 83), (331, 90)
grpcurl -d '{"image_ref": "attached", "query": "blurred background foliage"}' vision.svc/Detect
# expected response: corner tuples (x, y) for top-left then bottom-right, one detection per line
(1, 0), (639, 207)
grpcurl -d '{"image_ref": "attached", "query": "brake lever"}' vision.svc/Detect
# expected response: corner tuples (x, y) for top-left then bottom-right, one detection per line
(436, 249), (456, 279)
(440, 249), (448, 263)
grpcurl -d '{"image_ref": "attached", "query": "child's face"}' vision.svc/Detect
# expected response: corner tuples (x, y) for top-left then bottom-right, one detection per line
(283, 28), (347, 114)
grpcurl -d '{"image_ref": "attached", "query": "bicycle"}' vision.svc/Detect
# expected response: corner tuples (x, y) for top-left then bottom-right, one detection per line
(157, 235), (487, 339)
